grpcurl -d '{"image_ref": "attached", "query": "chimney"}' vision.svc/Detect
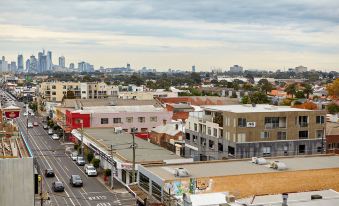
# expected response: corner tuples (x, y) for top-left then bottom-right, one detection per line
(282, 193), (288, 206)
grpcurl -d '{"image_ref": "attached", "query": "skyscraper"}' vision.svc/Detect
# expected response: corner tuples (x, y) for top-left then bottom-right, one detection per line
(192, 65), (196, 73)
(38, 51), (43, 72)
(25, 59), (30, 72)
(10, 61), (17, 72)
(29, 55), (37, 72)
(69, 63), (74, 69)
(0, 56), (8, 72)
(47, 51), (52, 70)
(59, 56), (65, 68)
(17, 54), (24, 71)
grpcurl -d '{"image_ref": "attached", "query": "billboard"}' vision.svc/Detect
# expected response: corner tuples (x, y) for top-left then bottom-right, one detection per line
(4, 111), (20, 119)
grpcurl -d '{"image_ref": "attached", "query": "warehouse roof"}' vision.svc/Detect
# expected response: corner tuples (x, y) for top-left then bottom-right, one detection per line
(81, 128), (184, 163)
(144, 155), (339, 180)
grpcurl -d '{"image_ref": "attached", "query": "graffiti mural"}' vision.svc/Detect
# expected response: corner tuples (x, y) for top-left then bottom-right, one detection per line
(164, 178), (213, 196)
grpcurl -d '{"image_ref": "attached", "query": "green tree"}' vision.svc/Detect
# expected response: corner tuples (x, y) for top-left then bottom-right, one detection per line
(241, 95), (251, 104)
(302, 84), (314, 99)
(326, 78), (339, 98)
(295, 91), (305, 99)
(91, 158), (101, 168)
(87, 152), (94, 163)
(249, 92), (270, 104)
(285, 83), (297, 98)
(327, 103), (339, 114)
(257, 79), (273, 94)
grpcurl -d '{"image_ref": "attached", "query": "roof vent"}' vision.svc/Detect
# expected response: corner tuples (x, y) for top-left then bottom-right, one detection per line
(174, 168), (190, 177)
(311, 194), (322, 200)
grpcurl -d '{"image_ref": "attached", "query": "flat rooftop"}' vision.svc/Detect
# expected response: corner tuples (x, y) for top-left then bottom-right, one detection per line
(238, 189), (339, 206)
(203, 104), (316, 113)
(82, 105), (166, 113)
(144, 155), (339, 181)
(82, 128), (183, 163)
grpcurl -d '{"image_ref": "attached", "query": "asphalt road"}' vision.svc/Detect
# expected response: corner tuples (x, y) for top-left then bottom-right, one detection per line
(10, 98), (136, 206)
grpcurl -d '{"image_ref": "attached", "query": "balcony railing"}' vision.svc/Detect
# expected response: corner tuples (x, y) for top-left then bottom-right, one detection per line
(299, 122), (308, 127)
(265, 123), (286, 129)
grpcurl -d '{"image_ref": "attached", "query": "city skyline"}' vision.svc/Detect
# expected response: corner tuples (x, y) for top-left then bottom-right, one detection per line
(1, 0), (339, 71)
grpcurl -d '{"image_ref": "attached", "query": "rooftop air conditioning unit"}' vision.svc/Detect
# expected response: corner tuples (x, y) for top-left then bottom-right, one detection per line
(174, 168), (190, 177)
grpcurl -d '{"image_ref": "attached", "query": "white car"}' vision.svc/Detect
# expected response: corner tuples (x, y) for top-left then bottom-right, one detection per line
(52, 134), (60, 140)
(29, 112), (35, 116)
(23, 112), (28, 116)
(48, 129), (53, 135)
(84, 164), (97, 176)
(70, 152), (78, 161)
(27, 122), (33, 128)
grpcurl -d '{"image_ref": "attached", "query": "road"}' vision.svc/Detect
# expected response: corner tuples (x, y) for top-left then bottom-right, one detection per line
(8, 96), (136, 206)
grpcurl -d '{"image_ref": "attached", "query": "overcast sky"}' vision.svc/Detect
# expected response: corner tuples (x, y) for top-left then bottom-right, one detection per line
(1, 0), (339, 71)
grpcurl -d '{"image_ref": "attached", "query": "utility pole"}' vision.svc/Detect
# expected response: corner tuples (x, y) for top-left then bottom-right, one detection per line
(132, 128), (136, 183)
(110, 144), (114, 189)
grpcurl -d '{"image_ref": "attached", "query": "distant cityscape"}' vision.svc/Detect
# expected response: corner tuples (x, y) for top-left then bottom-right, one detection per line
(0, 50), (337, 74)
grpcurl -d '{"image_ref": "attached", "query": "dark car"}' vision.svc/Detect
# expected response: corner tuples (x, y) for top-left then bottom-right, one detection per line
(52, 181), (64, 192)
(45, 169), (55, 177)
(70, 175), (83, 187)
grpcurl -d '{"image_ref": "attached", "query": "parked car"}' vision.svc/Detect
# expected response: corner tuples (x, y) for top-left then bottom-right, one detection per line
(48, 129), (53, 135)
(27, 122), (33, 128)
(70, 151), (78, 161)
(29, 112), (35, 116)
(52, 181), (64, 192)
(33, 122), (38, 126)
(76, 156), (85, 166)
(70, 175), (83, 187)
(23, 112), (28, 116)
(84, 164), (97, 176)
(44, 169), (55, 177)
(43, 124), (48, 129)
(52, 134), (60, 140)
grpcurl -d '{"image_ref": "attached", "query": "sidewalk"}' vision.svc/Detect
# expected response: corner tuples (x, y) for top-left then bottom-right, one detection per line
(96, 173), (130, 194)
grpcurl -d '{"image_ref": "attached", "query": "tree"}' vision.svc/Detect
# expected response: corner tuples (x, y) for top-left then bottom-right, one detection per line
(91, 158), (101, 168)
(257, 79), (273, 94)
(327, 103), (339, 114)
(295, 91), (305, 99)
(241, 95), (251, 104)
(302, 84), (313, 99)
(87, 152), (94, 163)
(326, 78), (339, 98)
(285, 83), (297, 98)
(249, 92), (270, 104)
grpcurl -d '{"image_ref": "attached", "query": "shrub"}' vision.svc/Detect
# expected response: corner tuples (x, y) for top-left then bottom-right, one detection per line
(104, 169), (111, 177)
(87, 152), (94, 163)
(92, 158), (100, 168)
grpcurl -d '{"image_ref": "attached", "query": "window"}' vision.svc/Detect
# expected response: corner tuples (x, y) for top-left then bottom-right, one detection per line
(299, 131), (308, 139)
(52, 85), (56, 89)
(75, 119), (82, 124)
(63, 85), (66, 89)
(316, 116), (325, 124)
(207, 127), (211, 135)
(150, 116), (157, 122)
(152, 181), (162, 201)
(209, 140), (214, 149)
(265, 117), (286, 129)
(126, 117), (133, 123)
(101, 118), (108, 124)
(277, 131), (287, 140)
(52, 91), (56, 95)
(113, 118), (121, 124)
(138, 117), (145, 123)
(238, 118), (246, 127)
(237, 133), (246, 142)
(218, 143), (223, 152)
(185, 133), (190, 141)
(139, 173), (149, 192)
(194, 123), (197, 131)
(213, 128), (218, 137)
(298, 116), (308, 127)
(261, 131), (270, 139)
(193, 135), (197, 143)
(316, 130), (324, 139)
(262, 147), (271, 156)
(200, 137), (206, 146)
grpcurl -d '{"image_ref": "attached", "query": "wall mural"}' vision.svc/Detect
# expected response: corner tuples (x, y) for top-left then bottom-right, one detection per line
(164, 178), (213, 196)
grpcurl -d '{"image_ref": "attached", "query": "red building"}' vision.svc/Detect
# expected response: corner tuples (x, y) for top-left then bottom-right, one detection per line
(65, 110), (91, 130)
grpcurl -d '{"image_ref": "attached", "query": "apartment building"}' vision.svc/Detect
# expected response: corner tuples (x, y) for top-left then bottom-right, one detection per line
(185, 104), (326, 160)
(38, 81), (119, 102)
(66, 105), (173, 133)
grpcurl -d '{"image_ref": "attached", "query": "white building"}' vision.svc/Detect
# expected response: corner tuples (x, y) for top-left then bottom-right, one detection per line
(229, 65), (243, 73)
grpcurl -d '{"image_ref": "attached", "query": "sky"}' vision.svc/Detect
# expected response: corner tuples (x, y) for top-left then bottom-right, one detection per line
(1, 0), (339, 71)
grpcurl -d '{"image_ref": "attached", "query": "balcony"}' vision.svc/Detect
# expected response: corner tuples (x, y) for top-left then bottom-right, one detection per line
(299, 122), (308, 127)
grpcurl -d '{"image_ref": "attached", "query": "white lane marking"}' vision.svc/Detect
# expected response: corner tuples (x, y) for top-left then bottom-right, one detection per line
(17, 117), (76, 206)
(64, 166), (69, 171)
